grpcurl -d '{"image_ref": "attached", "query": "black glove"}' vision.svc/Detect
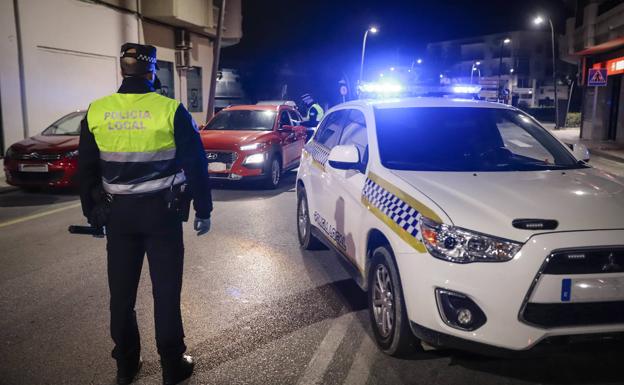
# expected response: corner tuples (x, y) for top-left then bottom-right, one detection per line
(89, 203), (110, 228)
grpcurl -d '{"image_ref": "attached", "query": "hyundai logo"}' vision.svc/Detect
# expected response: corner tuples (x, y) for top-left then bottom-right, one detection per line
(206, 153), (218, 160)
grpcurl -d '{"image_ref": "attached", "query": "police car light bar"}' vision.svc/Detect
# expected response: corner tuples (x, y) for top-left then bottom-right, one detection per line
(359, 81), (404, 94)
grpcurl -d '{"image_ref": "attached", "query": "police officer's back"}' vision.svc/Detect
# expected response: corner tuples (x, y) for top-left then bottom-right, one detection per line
(78, 43), (212, 385)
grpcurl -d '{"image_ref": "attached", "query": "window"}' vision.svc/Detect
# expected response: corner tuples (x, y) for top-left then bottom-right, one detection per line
(204, 110), (276, 131)
(338, 109), (368, 170)
(315, 110), (346, 149)
(42, 112), (86, 136)
(278, 111), (291, 127)
(156, 61), (174, 98)
(374, 107), (583, 172)
(186, 66), (203, 112)
(288, 109), (302, 125)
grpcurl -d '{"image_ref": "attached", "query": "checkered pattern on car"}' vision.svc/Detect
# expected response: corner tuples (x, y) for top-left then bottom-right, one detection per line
(362, 177), (421, 239)
(304, 141), (330, 165)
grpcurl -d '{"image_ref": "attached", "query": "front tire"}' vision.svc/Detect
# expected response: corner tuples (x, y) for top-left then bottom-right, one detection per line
(297, 187), (323, 250)
(263, 156), (281, 189)
(368, 245), (418, 356)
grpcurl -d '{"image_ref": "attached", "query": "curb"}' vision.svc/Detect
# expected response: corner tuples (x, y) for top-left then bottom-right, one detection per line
(590, 149), (624, 164)
(0, 186), (19, 194)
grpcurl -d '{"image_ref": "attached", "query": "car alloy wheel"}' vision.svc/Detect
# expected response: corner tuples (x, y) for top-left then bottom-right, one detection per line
(271, 158), (281, 187)
(298, 195), (308, 240)
(372, 264), (394, 338)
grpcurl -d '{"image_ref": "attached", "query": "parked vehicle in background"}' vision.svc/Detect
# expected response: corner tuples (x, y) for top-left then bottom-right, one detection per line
(3, 111), (85, 189)
(200, 103), (306, 188)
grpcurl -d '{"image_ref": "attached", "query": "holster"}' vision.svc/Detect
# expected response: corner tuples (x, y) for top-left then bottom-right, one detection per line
(164, 183), (191, 222)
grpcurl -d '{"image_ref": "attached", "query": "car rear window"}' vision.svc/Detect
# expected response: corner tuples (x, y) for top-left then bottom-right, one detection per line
(374, 107), (583, 172)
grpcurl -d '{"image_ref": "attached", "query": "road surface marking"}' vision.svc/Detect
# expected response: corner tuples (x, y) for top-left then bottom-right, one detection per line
(0, 202), (81, 229)
(343, 334), (378, 385)
(297, 310), (353, 385)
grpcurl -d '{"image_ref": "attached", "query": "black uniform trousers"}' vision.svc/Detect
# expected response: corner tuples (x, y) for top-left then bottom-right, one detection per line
(106, 192), (186, 363)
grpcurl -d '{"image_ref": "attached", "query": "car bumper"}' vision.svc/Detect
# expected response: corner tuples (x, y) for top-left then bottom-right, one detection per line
(398, 229), (624, 351)
(3, 159), (78, 188)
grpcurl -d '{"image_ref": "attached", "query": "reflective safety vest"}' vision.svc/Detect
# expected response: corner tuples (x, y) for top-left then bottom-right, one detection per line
(87, 92), (186, 195)
(306, 103), (325, 122)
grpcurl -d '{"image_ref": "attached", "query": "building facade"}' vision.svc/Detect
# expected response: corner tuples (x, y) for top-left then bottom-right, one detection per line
(0, 0), (242, 154)
(427, 30), (571, 108)
(561, 0), (624, 143)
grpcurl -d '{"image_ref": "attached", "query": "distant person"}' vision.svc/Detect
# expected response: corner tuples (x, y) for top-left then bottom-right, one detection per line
(78, 43), (212, 385)
(301, 93), (324, 125)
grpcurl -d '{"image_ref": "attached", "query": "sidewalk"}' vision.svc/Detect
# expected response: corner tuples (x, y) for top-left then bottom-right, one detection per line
(543, 124), (624, 164)
(0, 165), (18, 194)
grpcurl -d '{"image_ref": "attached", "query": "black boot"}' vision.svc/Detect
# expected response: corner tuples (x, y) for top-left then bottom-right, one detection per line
(116, 356), (142, 385)
(161, 354), (194, 385)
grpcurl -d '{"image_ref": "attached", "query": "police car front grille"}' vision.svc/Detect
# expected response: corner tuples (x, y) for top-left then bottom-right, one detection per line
(542, 248), (624, 275)
(523, 301), (624, 328)
(204, 150), (237, 165)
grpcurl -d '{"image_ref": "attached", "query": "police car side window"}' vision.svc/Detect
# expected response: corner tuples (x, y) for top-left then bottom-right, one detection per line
(315, 110), (346, 149)
(338, 109), (368, 172)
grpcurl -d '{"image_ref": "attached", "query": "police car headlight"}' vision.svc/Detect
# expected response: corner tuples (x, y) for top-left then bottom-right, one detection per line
(420, 217), (521, 263)
(63, 150), (79, 159)
(243, 153), (266, 165)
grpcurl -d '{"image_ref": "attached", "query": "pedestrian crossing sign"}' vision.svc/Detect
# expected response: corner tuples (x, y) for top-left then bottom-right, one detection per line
(588, 68), (607, 87)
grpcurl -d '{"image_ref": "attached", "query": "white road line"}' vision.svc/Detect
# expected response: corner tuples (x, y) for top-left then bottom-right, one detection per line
(0, 202), (81, 229)
(343, 333), (378, 385)
(297, 310), (353, 385)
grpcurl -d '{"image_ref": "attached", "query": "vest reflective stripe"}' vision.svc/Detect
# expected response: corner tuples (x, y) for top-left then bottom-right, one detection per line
(103, 171), (186, 195)
(87, 92), (181, 194)
(100, 148), (177, 162)
(307, 103), (324, 121)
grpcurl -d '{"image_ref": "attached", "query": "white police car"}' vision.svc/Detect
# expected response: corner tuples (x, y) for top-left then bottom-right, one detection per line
(295, 96), (624, 355)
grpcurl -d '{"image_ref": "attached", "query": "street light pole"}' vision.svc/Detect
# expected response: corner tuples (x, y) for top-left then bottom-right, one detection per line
(534, 15), (559, 129)
(497, 38), (510, 102)
(359, 26), (377, 89)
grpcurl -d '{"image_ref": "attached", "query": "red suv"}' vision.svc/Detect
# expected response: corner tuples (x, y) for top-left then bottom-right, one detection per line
(200, 104), (307, 188)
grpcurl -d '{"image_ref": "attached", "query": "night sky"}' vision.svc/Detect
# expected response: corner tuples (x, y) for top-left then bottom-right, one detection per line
(222, 0), (570, 105)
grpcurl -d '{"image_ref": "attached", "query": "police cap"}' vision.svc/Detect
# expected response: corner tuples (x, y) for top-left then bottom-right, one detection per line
(120, 43), (159, 76)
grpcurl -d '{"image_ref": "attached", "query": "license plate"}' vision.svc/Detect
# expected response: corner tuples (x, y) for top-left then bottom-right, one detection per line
(208, 162), (227, 172)
(19, 163), (48, 172)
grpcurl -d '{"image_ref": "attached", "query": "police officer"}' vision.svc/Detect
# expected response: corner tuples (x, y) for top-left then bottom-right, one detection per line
(78, 43), (212, 385)
(301, 93), (324, 125)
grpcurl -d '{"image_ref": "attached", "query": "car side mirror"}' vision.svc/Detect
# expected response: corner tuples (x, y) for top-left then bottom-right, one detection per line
(328, 145), (360, 170)
(571, 143), (590, 162)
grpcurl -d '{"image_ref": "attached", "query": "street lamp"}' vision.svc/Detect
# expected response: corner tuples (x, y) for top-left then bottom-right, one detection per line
(498, 37), (511, 102)
(359, 26), (379, 88)
(470, 62), (481, 84)
(417, 58), (423, 64)
(534, 14), (559, 129)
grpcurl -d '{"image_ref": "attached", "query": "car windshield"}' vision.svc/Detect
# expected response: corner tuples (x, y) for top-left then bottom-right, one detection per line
(375, 107), (585, 172)
(41, 112), (85, 136)
(204, 110), (276, 131)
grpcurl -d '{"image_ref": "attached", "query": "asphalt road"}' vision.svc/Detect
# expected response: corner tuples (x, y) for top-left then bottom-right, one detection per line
(1, 167), (623, 385)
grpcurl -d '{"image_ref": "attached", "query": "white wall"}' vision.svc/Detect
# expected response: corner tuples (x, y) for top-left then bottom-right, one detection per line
(1, 0), (219, 150)
(0, 0), (26, 152)
(17, 0), (139, 136)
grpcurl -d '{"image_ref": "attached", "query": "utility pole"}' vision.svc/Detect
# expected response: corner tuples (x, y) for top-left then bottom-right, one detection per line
(206, 0), (226, 122)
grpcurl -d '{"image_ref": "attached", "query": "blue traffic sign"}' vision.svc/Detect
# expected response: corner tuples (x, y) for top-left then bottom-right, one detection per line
(588, 68), (608, 87)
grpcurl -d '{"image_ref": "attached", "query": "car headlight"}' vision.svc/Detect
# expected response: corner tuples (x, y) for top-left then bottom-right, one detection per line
(4, 147), (17, 159)
(243, 153), (266, 165)
(240, 142), (267, 151)
(420, 217), (521, 263)
(63, 150), (79, 158)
